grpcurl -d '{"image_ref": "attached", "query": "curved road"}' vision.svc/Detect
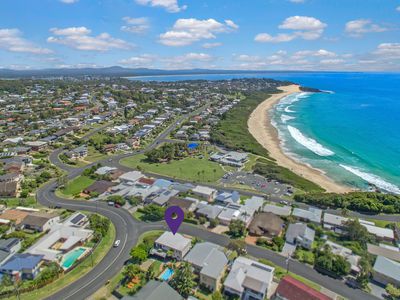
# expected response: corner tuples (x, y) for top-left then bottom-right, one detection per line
(36, 111), (394, 300)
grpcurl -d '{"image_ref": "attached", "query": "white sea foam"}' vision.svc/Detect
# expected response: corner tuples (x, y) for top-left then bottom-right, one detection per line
(287, 125), (335, 156)
(284, 106), (295, 113)
(340, 164), (400, 194)
(281, 114), (296, 123)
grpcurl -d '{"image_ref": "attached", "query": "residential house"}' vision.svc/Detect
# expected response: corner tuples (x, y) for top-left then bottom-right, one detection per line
(195, 202), (223, 221)
(24, 141), (47, 151)
(0, 181), (19, 197)
(151, 189), (180, 207)
(66, 145), (88, 159)
(292, 207), (322, 224)
(0, 209), (30, 226)
(118, 171), (143, 185)
(323, 213), (348, 233)
(373, 256), (400, 287)
(151, 232), (192, 260)
(324, 241), (361, 274)
(0, 238), (21, 265)
(215, 191), (240, 205)
(249, 212), (285, 238)
(359, 221), (395, 241)
(224, 256), (275, 300)
(285, 223), (315, 250)
(20, 212), (60, 232)
(244, 196), (264, 212)
(167, 197), (198, 213)
(27, 220), (93, 262)
(185, 242), (228, 291)
(0, 253), (44, 280)
(367, 244), (400, 262)
(83, 180), (115, 196)
(273, 275), (332, 300)
(121, 280), (183, 300)
(217, 203), (255, 226)
(192, 185), (217, 202)
(263, 204), (292, 217)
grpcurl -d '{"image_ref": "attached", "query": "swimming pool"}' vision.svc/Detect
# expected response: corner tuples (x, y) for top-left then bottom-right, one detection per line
(61, 247), (86, 269)
(159, 268), (174, 281)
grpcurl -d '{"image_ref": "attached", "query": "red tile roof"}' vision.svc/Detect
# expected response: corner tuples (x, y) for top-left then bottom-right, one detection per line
(275, 276), (332, 300)
(138, 177), (155, 185)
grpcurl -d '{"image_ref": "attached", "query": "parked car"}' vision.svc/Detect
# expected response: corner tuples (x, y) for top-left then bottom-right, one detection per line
(108, 201), (114, 206)
(114, 240), (121, 247)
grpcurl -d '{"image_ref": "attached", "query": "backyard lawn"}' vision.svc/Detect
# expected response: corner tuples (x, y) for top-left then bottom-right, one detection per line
(61, 176), (95, 196)
(120, 154), (225, 183)
(85, 146), (108, 163)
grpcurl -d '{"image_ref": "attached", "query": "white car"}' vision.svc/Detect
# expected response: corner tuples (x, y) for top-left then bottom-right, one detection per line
(114, 240), (121, 247)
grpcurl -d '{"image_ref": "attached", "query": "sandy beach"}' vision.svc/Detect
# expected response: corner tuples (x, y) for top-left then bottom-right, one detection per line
(248, 84), (352, 193)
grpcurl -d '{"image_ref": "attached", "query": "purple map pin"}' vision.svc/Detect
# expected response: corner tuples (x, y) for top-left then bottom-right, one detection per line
(165, 206), (184, 235)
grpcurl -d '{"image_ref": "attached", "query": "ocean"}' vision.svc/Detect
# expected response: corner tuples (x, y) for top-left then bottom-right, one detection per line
(128, 72), (400, 194)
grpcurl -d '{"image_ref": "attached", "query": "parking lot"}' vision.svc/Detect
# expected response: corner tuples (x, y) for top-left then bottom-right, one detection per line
(219, 171), (293, 198)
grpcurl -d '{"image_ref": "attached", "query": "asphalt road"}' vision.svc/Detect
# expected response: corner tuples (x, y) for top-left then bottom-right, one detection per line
(35, 107), (396, 300)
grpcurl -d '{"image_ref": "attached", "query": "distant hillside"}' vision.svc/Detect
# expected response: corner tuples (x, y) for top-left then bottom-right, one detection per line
(0, 66), (306, 79)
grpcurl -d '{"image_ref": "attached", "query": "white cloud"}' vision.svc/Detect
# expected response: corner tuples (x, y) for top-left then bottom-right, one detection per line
(135, 0), (186, 13)
(0, 28), (52, 54)
(60, 0), (79, 3)
(121, 17), (150, 34)
(320, 58), (344, 65)
(202, 42), (222, 48)
(255, 16), (326, 43)
(396, 6), (400, 12)
(159, 18), (238, 46)
(374, 43), (400, 58)
(292, 49), (337, 59)
(47, 27), (133, 51)
(162, 52), (215, 68)
(289, 0), (305, 3)
(345, 19), (387, 37)
(254, 33), (295, 43)
(119, 54), (156, 67)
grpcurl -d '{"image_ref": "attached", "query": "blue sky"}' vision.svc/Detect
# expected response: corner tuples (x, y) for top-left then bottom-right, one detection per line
(0, 0), (399, 70)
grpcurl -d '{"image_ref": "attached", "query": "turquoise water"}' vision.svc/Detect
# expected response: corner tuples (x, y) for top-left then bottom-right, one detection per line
(62, 247), (86, 269)
(159, 268), (174, 281)
(129, 72), (400, 193)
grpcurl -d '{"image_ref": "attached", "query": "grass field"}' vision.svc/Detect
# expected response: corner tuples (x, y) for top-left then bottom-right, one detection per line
(61, 176), (95, 196)
(120, 154), (225, 183)
(85, 146), (108, 163)
(0, 197), (36, 207)
(6, 222), (116, 300)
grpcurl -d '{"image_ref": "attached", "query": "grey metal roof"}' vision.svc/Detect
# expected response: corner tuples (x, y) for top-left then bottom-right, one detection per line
(184, 242), (227, 279)
(373, 256), (400, 282)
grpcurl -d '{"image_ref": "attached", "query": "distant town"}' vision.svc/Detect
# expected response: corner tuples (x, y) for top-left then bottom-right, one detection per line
(0, 77), (399, 300)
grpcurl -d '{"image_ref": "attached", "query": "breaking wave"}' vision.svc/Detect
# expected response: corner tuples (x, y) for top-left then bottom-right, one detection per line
(287, 125), (335, 157)
(281, 114), (296, 123)
(340, 165), (400, 194)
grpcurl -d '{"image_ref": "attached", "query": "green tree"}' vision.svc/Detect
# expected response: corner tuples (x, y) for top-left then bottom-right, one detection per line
(130, 246), (148, 263)
(315, 246), (351, 278)
(344, 219), (372, 248)
(107, 195), (126, 206)
(170, 263), (196, 298)
(140, 205), (165, 222)
(386, 284), (400, 300)
(211, 291), (223, 300)
(123, 264), (142, 280)
(228, 219), (246, 238)
(228, 240), (247, 255)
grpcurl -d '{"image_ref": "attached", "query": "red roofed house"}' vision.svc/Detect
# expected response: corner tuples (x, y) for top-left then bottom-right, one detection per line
(137, 177), (155, 187)
(273, 276), (332, 300)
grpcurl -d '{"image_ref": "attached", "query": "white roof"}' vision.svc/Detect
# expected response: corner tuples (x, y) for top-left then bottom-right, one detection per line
(192, 185), (216, 196)
(293, 207), (322, 223)
(323, 213), (348, 226)
(263, 204), (291, 216)
(155, 232), (191, 252)
(95, 166), (116, 175)
(119, 171), (143, 183)
(362, 223), (394, 239)
(224, 256), (274, 294)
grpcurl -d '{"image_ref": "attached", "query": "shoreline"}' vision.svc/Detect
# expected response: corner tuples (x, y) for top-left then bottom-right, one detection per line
(248, 84), (352, 193)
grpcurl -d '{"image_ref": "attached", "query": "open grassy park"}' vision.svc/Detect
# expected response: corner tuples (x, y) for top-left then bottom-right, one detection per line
(120, 153), (225, 183)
